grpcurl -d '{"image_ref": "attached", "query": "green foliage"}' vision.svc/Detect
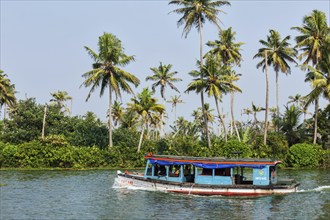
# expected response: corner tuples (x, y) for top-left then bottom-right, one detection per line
(0, 141), (108, 168)
(222, 139), (251, 158)
(267, 133), (289, 160)
(318, 104), (330, 149)
(251, 135), (272, 159)
(286, 143), (323, 168)
(113, 127), (139, 148)
(1, 98), (44, 143)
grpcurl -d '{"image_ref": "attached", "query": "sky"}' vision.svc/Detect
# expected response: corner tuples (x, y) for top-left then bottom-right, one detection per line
(1, 0), (329, 131)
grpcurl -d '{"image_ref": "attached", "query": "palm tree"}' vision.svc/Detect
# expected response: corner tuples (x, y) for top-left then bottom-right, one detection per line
(169, 0), (230, 148)
(81, 33), (140, 150)
(128, 88), (165, 152)
(207, 27), (244, 66)
(228, 70), (242, 141)
(186, 55), (241, 142)
(254, 30), (297, 126)
(50, 90), (72, 114)
(251, 102), (265, 132)
(292, 10), (329, 144)
(167, 95), (184, 121)
(287, 94), (303, 106)
(243, 107), (252, 121)
(146, 62), (181, 101)
(146, 62), (181, 136)
(111, 100), (124, 128)
(0, 70), (16, 119)
(281, 105), (303, 146)
(207, 27), (244, 141)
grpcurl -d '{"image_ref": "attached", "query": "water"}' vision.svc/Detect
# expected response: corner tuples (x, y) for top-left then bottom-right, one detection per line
(0, 169), (329, 220)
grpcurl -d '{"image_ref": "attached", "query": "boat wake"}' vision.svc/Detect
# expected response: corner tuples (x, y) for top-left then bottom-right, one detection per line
(112, 177), (151, 191)
(297, 185), (330, 193)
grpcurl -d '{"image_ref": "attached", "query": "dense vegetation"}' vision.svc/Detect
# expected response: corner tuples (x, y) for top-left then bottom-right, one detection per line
(1, 3), (329, 169)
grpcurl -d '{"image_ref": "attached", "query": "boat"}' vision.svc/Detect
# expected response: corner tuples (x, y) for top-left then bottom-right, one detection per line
(115, 153), (300, 196)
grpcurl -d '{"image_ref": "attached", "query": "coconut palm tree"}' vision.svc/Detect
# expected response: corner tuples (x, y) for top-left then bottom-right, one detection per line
(146, 62), (181, 101)
(287, 94), (303, 106)
(186, 55), (241, 142)
(292, 10), (329, 144)
(81, 33), (140, 150)
(281, 105), (303, 146)
(0, 70), (16, 119)
(254, 41), (270, 144)
(50, 90), (72, 114)
(253, 29), (297, 126)
(167, 95), (184, 121)
(169, 0), (230, 148)
(146, 62), (181, 136)
(228, 70), (242, 141)
(111, 100), (124, 128)
(207, 27), (244, 141)
(251, 102), (265, 132)
(207, 27), (243, 66)
(128, 88), (165, 152)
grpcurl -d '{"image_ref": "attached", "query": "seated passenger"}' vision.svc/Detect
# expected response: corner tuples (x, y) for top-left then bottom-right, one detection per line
(158, 166), (166, 176)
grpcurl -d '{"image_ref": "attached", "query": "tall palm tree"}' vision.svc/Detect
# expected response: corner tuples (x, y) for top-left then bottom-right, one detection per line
(169, 0), (230, 148)
(292, 10), (329, 144)
(254, 37), (270, 144)
(146, 62), (181, 136)
(207, 27), (244, 66)
(128, 88), (165, 152)
(207, 27), (244, 141)
(186, 55), (241, 142)
(81, 32), (140, 150)
(167, 95), (184, 121)
(254, 30), (297, 126)
(228, 70), (242, 140)
(50, 90), (72, 114)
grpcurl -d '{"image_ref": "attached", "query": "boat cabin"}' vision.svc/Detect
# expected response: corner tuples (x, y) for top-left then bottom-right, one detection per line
(144, 155), (280, 186)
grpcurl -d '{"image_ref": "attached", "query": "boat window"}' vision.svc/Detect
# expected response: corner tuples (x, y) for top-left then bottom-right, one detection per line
(214, 168), (231, 176)
(169, 165), (180, 177)
(146, 163), (152, 176)
(201, 168), (212, 176)
(183, 164), (192, 176)
(158, 165), (166, 176)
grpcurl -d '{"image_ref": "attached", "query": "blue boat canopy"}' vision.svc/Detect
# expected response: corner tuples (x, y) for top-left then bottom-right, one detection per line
(148, 159), (266, 169)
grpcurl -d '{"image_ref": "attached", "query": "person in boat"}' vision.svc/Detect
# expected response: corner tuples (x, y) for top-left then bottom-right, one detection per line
(158, 165), (166, 176)
(174, 165), (180, 176)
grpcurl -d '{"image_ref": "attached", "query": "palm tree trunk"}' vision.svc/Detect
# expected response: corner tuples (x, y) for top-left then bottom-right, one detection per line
(231, 92), (241, 141)
(264, 51), (269, 145)
(108, 86), (113, 150)
(3, 103), (6, 121)
(137, 125), (145, 152)
(313, 98), (318, 144)
(199, 17), (211, 148)
(42, 105), (47, 139)
(275, 71), (279, 132)
(174, 105), (177, 122)
(214, 96), (227, 142)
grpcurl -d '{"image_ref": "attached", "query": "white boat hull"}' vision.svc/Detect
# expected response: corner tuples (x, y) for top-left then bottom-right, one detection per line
(115, 172), (299, 196)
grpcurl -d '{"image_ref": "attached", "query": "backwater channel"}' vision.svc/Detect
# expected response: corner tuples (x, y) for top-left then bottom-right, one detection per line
(0, 169), (329, 219)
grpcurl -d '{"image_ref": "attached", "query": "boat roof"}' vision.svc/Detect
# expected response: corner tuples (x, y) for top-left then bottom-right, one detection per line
(145, 154), (281, 168)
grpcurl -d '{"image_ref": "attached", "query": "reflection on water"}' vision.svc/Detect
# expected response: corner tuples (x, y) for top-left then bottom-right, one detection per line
(0, 169), (329, 220)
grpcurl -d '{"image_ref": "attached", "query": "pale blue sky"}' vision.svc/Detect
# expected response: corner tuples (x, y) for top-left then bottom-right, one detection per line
(1, 0), (329, 130)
